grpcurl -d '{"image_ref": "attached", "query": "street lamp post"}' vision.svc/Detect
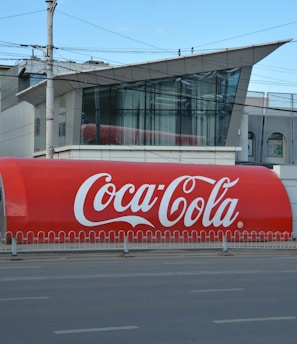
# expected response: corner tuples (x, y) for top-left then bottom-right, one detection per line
(45, 0), (57, 159)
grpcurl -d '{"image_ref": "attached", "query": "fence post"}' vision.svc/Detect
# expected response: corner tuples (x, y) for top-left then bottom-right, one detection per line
(124, 235), (129, 254)
(222, 235), (228, 253)
(12, 237), (17, 256)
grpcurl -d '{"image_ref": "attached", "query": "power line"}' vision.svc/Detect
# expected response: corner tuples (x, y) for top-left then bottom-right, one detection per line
(0, 9), (44, 20)
(2, 60), (297, 114)
(56, 10), (172, 54)
(193, 21), (297, 49)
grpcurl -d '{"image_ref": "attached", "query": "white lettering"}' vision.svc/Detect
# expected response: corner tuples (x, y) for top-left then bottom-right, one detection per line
(74, 173), (240, 229)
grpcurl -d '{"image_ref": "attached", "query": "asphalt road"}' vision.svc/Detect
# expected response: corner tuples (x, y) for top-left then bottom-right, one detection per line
(0, 250), (297, 344)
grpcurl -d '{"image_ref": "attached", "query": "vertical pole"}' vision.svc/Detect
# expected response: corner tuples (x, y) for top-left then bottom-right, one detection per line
(222, 235), (228, 252)
(260, 95), (266, 163)
(124, 235), (129, 254)
(291, 94), (294, 164)
(46, 0), (57, 159)
(12, 237), (17, 256)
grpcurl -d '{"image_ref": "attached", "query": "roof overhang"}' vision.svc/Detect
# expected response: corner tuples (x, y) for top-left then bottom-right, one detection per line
(16, 39), (291, 106)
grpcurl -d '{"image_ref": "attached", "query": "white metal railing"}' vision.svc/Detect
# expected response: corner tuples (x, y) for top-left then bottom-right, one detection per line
(0, 229), (296, 255)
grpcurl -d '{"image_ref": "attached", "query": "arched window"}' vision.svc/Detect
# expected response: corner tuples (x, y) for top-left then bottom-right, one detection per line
(266, 132), (283, 158)
(248, 131), (255, 157)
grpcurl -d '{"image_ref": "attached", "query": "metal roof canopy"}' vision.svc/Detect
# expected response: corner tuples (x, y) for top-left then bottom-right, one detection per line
(16, 39), (291, 106)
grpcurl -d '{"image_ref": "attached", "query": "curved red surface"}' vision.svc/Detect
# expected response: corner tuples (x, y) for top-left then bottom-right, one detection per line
(0, 157), (292, 240)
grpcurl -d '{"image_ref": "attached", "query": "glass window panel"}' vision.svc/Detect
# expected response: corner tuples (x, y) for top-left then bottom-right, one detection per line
(267, 132), (283, 157)
(81, 67), (241, 147)
(58, 95), (66, 146)
(267, 93), (292, 109)
(34, 106), (41, 152)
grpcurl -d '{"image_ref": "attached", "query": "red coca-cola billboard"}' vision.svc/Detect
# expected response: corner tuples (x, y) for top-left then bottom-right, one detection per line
(0, 157), (292, 241)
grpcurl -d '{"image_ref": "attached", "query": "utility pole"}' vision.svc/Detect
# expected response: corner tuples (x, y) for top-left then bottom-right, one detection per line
(45, 0), (57, 159)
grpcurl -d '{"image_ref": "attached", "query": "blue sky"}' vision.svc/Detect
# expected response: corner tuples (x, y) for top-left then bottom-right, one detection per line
(1, 0), (297, 94)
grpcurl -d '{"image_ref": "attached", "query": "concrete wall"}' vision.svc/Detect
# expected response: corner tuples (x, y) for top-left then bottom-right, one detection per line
(273, 165), (297, 238)
(33, 145), (240, 165)
(237, 113), (248, 162)
(246, 91), (297, 165)
(0, 102), (34, 157)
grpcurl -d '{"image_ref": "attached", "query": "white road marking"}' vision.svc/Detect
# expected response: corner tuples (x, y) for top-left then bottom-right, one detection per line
(0, 296), (49, 302)
(164, 262), (209, 265)
(0, 266), (41, 269)
(213, 316), (297, 324)
(54, 325), (139, 335)
(191, 288), (244, 293)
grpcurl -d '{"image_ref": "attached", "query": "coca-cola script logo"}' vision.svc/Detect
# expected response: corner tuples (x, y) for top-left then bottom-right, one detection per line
(74, 173), (240, 229)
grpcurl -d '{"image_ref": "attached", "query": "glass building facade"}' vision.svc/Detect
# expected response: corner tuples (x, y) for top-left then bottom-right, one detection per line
(80, 68), (240, 147)
(13, 40), (287, 158)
